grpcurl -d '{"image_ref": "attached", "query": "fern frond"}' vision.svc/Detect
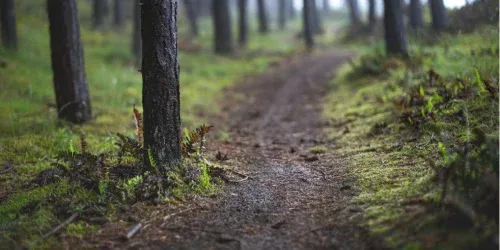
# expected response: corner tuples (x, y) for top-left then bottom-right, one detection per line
(133, 106), (143, 146)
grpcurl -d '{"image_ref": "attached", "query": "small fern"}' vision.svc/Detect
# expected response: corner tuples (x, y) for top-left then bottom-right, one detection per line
(133, 106), (143, 146)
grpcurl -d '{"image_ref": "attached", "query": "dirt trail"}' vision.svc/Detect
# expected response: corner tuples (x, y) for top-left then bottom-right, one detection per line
(86, 52), (376, 249)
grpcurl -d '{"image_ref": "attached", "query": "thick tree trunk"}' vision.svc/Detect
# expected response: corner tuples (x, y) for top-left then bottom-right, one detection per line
(257, 0), (268, 33)
(383, 0), (408, 56)
(92, 0), (106, 30)
(278, 0), (286, 30)
(347, 0), (361, 26)
(113, 0), (124, 28)
(368, 0), (376, 29)
(0, 0), (17, 50)
(47, 0), (92, 123)
(303, 0), (314, 48)
(132, 0), (141, 67)
(429, 0), (448, 31)
(213, 0), (233, 54)
(409, 0), (424, 29)
(238, 0), (248, 46)
(141, 0), (181, 169)
(183, 0), (199, 36)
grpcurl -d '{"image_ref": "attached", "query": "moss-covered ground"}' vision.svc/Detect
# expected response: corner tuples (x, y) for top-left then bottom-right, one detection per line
(322, 25), (499, 249)
(0, 1), (305, 248)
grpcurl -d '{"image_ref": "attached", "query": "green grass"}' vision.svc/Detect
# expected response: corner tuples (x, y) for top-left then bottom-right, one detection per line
(0, 1), (306, 248)
(322, 25), (499, 249)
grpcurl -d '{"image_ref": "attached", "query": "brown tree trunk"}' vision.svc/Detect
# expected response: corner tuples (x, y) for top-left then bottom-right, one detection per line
(383, 0), (408, 56)
(141, 0), (181, 169)
(47, 0), (92, 123)
(213, 0), (233, 54)
(303, 0), (314, 48)
(409, 0), (424, 29)
(238, 0), (248, 46)
(1, 0), (17, 50)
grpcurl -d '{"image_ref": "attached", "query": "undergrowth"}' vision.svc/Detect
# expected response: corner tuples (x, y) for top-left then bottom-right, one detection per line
(323, 24), (498, 249)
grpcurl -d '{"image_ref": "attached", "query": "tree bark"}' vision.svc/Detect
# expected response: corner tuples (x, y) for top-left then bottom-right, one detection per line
(132, 0), (141, 67)
(113, 0), (124, 28)
(383, 0), (408, 56)
(238, 0), (248, 46)
(278, 0), (286, 30)
(213, 0), (233, 54)
(0, 0), (17, 50)
(429, 0), (448, 31)
(347, 0), (361, 26)
(47, 0), (92, 123)
(257, 0), (268, 33)
(311, 0), (323, 34)
(141, 0), (181, 169)
(303, 0), (314, 48)
(409, 0), (424, 29)
(183, 0), (198, 36)
(368, 0), (376, 29)
(92, 0), (106, 30)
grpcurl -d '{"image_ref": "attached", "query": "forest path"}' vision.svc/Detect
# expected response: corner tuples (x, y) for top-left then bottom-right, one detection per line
(90, 51), (374, 249)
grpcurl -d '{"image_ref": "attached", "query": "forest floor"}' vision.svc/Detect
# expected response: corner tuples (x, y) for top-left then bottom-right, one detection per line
(68, 51), (384, 249)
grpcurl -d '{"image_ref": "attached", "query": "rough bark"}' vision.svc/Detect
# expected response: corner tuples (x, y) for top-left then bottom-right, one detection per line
(183, 0), (198, 36)
(278, 0), (286, 30)
(257, 0), (268, 33)
(0, 0), (17, 50)
(347, 0), (361, 26)
(132, 0), (141, 67)
(141, 0), (181, 169)
(113, 0), (124, 28)
(429, 0), (449, 31)
(383, 0), (408, 56)
(409, 0), (424, 29)
(303, 0), (314, 48)
(47, 0), (92, 123)
(368, 0), (376, 29)
(92, 0), (106, 30)
(238, 0), (248, 46)
(213, 0), (233, 53)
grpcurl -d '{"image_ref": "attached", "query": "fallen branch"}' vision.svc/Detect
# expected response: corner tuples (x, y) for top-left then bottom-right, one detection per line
(42, 213), (78, 239)
(126, 223), (143, 240)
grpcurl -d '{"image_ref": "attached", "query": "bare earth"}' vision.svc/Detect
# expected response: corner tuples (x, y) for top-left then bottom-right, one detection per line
(76, 51), (381, 249)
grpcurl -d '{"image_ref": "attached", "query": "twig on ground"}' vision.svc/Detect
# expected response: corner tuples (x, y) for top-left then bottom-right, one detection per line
(126, 223), (143, 240)
(42, 213), (78, 239)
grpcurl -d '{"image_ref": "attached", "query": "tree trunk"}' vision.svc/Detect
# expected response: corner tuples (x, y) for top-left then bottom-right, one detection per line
(368, 0), (376, 29)
(429, 0), (448, 31)
(278, 0), (286, 30)
(47, 0), (92, 123)
(409, 0), (424, 29)
(303, 0), (314, 48)
(132, 0), (141, 67)
(383, 0), (408, 56)
(141, 0), (181, 169)
(113, 0), (124, 28)
(213, 0), (233, 54)
(257, 0), (268, 33)
(0, 0), (17, 50)
(311, 0), (323, 34)
(323, 0), (330, 16)
(289, 0), (296, 19)
(347, 0), (361, 26)
(238, 0), (248, 46)
(92, 0), (106, 30)
(183, 0), (199, 36)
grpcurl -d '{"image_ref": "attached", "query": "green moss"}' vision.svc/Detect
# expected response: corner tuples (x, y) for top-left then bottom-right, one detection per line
(308, 146), (328, 154)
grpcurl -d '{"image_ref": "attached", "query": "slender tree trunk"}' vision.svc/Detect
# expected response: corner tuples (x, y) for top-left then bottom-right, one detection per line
(141, 0), (181, 169)
(0, 0), (17, 50)
(303, 0), (314, 48)
(183, 0), (199, 36)
(368, 0), (376, 30)
(409, 0), (424, 29)
(113, 0), (124, 28)
(47, 0), (92, 123)
(289, 0), (296, 19)
(213, 0), (233, 54)
(429, 0), (448, 31)
(323, 0), (330, 16)
(383, 0), (408, 56)
(278, 0), (286, 30)
(238, 0), (248, 46)
(347, 0), (361, 26)
(257, 0), (268, 33)
(92, 0), (106, 30)
(132, 0), (141, 67)
(311, 0), (323, 34)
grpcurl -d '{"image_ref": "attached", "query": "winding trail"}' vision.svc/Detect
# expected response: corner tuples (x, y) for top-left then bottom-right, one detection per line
(84, 51), (375, 249)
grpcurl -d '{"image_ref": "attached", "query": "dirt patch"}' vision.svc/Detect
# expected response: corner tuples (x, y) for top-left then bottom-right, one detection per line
(70, 52), (382, 249)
